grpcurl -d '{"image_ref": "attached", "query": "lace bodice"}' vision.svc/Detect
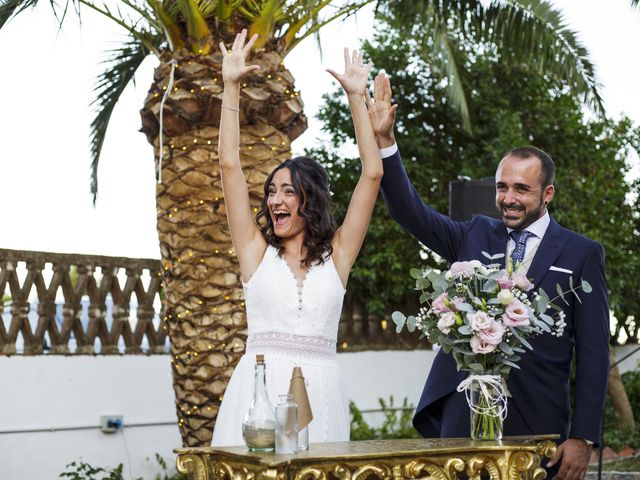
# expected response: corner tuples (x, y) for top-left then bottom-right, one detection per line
(243, 246), (345, 346)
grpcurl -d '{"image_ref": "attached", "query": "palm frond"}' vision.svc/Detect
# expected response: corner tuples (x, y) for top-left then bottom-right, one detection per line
(241, 0), (287, 46)
(482, 0), (605, 117)
(78, 0), (162, 55)
(631, 0), (639, 9)
(282, 0), (374, 53)
(89, 37), (150, 202)
(380, 0), (483, 35)
(177, 0), (213, 50)
(148, 0), (186, 49)
(430, 18), (472, 132)
(0, 0), (40, 28)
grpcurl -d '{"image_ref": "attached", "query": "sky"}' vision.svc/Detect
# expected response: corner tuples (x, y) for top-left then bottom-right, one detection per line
(0, 1), (638, 260)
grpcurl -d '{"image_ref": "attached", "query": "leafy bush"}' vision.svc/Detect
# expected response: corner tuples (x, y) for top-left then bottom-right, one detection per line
(59, 461), (126, 480)
(350, 396), (420, 440)
(603, 370), (640, 451)
(59, 454), (186, 480)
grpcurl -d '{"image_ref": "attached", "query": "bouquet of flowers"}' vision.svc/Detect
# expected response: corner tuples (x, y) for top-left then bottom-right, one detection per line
(393, 252), (591, 440)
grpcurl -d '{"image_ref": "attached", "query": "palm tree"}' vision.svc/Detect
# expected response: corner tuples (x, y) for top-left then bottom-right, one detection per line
(0, 0), (606, 446)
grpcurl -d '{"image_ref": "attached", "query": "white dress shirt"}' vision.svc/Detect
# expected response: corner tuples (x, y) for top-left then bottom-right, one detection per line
(506, 212), (550, 274)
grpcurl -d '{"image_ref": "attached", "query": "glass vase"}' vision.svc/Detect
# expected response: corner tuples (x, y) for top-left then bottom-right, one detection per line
(469, 376), (505, 441)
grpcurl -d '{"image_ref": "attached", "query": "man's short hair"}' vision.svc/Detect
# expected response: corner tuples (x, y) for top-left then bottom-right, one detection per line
(504, 146), (555, 187)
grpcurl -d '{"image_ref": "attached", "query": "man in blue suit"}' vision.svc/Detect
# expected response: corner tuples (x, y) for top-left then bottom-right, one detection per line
(368, 73), (609, 480)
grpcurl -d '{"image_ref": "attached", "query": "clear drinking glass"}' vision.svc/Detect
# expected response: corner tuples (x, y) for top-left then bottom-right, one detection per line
(275, 394), (298, 454)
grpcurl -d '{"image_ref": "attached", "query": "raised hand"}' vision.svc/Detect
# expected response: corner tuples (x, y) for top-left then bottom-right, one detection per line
(366, 71), (397, 146)
(327, 48), (372, 97)
(219, 29), (260, 84)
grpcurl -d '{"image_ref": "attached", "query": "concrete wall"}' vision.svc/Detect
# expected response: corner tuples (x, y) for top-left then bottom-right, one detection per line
(1, 346), (637, 479)
(0, 350), (436, 480)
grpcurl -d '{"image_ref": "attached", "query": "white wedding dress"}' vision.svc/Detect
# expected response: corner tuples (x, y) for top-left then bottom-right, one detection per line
(211, 245), (350, 446)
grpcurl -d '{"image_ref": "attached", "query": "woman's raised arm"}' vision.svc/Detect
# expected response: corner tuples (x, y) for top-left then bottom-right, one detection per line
(218, 30), (266, 281)
(326, 49), (384, 286)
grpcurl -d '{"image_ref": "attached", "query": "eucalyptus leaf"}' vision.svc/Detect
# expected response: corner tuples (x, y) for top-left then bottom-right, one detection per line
(482, 279), (498, 292)
(455, 302), (474, 312)
(407, 315), (417, 333)
(439, 335), (455, 345)
(498, 342), (514, 354)
(468, 363), (484, 373)
(539, 313), (555, 325)
(410, 268), (423, 279)
(556, 284), (567, 304)
(392, 311), (406, 333)
(572, 288), (583, 304)
(419, 291), (431, 304)
(581, 279), (592, 293)
(488, 270), (504, 280)
(502, 359), (521, 369)
(458, 325), (473, 335)
(511, 328), (533, 350)
(536, 320), (551, 332)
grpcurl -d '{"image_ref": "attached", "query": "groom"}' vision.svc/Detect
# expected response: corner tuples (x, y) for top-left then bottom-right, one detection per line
(368, 73), (609, 480)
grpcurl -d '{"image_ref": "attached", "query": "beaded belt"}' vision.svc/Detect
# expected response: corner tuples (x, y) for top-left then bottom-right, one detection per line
(246, 332), (337, 361)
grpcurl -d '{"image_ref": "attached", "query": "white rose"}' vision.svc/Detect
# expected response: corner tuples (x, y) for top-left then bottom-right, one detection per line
(497, 289), (514, 305)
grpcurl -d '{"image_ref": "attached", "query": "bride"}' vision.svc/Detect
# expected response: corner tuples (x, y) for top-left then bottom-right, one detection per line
(211, 29), (382, 446)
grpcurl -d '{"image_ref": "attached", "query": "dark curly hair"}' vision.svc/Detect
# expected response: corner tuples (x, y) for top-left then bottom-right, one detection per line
(256, 156), (337, 268)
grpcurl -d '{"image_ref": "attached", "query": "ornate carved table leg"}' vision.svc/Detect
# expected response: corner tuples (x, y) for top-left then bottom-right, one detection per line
(177, 453), (209, 480)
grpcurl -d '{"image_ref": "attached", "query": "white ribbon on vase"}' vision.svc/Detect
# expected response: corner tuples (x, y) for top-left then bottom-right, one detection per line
(456, 374), (508, 420)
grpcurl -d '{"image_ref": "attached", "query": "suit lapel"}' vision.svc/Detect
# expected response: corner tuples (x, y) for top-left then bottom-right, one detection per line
(527, 218), (567, 288)
(490, 221), (509, 269)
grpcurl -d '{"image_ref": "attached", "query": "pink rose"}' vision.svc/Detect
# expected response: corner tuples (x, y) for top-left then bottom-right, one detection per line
(432, 292), (450, 313)
(468, 311), (494, 331)
(503, 299), (530, 327)
(437, 312), (456, 334)
(512, 271), (534, 291)
(497, 270), (516, 289)
(478, 321), (505, 345)
(470, 335), (497, 354)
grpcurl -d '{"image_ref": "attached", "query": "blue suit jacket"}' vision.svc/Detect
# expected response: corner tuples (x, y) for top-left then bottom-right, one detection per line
(381, 150), (610, 444)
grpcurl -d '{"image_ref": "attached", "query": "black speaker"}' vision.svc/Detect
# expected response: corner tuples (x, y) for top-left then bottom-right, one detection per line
(449, 177), (501, 221)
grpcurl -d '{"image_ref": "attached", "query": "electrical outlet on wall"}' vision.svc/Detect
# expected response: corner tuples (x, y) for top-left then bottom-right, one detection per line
(99, 415), (124, 433)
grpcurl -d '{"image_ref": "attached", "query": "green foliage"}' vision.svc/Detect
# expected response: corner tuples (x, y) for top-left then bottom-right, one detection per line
(58, 454), (186, 480)
(350, 397), (420, 440)
(588, 457), (640, 472)
(603, 370), (640, 450)
(313, 15), (640, 343)
(59, 461), (128, 480)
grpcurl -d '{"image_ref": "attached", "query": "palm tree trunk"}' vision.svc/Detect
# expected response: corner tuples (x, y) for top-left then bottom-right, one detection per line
(140, 48), (306, 446)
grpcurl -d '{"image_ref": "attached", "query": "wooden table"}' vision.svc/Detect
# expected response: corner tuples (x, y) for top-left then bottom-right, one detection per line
(175, 435), (558, 480)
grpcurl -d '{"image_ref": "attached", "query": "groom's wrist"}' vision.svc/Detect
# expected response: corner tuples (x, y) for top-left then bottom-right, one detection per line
(377, 133), (395, 149)
(379, 143), (398, 159)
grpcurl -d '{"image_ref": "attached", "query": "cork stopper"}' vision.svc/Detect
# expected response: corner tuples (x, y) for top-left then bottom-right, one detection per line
(256, 354), (264, 364)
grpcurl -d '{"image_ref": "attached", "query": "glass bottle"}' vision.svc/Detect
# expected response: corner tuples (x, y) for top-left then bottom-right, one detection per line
(275, 394), (298, 454)
(242, 354), (276, 451)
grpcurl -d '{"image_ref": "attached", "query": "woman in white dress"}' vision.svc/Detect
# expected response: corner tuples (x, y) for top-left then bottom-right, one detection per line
(211, 30), (384, 446)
